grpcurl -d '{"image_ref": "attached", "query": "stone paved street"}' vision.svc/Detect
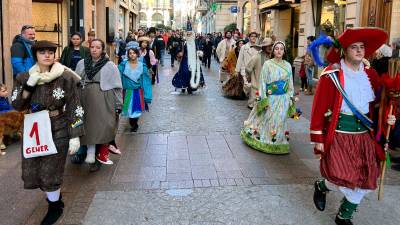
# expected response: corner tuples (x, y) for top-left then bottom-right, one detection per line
(0, 56), (399, 225)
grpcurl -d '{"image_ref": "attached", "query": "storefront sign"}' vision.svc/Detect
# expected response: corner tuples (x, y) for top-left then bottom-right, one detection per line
(230, 6), (238, 13)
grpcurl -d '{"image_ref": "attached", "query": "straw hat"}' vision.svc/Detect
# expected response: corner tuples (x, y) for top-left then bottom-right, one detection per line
(253, 37), (273, 49)
(138, 36), (151, 43)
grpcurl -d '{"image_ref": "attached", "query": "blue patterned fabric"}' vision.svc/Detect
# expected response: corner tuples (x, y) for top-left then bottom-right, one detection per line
(266, 80), (288, 95)
(0, 97), (13, 113)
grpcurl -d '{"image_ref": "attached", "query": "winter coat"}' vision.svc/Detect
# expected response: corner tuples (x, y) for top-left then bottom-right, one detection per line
(216, 39), (235, 63)
(202, 40), (214, 56)
(245, 52), (268, 108)
(60, 46), (90, 70)
(235, 43), (259, 75)
(10, 35), (35, 78)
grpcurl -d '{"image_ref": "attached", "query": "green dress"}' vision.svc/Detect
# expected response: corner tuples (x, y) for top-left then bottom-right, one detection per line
(240, 58), (295, 154)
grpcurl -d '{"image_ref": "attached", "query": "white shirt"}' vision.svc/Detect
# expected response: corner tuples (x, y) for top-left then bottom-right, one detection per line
(340, 59), (375, 114)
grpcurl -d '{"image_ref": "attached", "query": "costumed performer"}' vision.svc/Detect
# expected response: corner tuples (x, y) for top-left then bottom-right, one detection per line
(221, 39), (246, 98)
(11, 40), (83, 225)
(240, 41), (295, 154)
(119, 41), (152, 132)
(172, 31), (205, 94)
(309, 28), (396, 225)
(75, 39), (123, 167)
(379, 58), (400, 171)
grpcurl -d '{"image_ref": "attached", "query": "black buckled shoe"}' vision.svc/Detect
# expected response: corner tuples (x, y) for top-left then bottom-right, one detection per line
(41, 197), (64, 225)
(313, 180), (327, 211)
(335, 215), (353, 225)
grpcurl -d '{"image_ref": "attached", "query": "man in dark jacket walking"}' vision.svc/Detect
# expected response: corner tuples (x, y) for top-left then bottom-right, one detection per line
(168, 32), (183, 67)
(10, 25), (36, 78)
(202, 34), (213, 69)
(154, 31), (166, 66)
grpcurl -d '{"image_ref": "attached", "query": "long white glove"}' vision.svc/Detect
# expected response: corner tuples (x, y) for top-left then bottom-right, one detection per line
(68, 137), (80, 155)
(26, 74), (41, 87)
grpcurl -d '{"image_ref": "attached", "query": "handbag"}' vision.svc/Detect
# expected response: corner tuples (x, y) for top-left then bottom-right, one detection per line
(23, 110), (58, 158)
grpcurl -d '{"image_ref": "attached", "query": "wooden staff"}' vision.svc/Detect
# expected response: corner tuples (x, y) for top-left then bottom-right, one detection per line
(378, 105), (393, 201)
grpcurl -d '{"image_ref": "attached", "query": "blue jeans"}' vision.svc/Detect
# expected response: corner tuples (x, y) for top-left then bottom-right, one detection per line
(159, 49), (165, 66)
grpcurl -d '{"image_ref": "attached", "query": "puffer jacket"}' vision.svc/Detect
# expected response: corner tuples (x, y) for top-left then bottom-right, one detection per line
(10, 35), (35, 78)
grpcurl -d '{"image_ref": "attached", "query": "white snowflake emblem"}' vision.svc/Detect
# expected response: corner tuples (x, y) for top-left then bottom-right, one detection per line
(11, 88), (19, 102)
(75, 106), (84, 117)
(52, 88), (65, 100)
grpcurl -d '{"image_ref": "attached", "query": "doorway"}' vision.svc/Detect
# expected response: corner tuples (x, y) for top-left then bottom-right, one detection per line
(69, 0), (84, 37)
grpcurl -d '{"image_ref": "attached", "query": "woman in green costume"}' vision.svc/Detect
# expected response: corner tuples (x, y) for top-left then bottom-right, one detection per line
(240, 41), (295, 154)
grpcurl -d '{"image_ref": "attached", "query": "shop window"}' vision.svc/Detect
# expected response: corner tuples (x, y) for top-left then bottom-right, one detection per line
(152, 13), (163, 25)
(243, 2), (251, 35)
(320, 0), (346, 36)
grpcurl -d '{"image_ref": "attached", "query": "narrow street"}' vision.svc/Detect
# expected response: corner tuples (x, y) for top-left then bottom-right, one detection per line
(1, 57), (399, 225)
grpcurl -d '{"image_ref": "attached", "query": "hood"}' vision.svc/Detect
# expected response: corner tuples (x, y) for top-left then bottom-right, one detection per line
(12, 34), (34, 45)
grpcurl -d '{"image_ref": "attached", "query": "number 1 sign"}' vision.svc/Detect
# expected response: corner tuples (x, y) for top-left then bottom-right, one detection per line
(23, 110), (58, 159)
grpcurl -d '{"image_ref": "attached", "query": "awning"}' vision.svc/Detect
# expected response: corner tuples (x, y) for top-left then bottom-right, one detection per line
(259, 0), (295, 11)
(33, 0), (63, 2)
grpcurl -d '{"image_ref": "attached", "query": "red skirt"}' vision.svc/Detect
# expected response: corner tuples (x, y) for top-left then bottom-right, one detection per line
(320, 132), (380, 190)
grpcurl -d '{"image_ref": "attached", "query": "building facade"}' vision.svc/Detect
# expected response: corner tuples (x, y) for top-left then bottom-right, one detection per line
(139, 0), (173, 28)
(202, 0), (238, 33)
(237, 0), (260, 35)
(1, 0), (138, 89)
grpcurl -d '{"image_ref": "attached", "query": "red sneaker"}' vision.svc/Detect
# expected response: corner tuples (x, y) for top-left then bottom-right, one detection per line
(96, 145), (113, 165)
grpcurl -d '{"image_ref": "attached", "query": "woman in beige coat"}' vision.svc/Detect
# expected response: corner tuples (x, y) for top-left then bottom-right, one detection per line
(245, 38), (273, 109)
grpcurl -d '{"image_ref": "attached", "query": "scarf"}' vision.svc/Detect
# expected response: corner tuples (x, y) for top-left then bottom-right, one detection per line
(28, 62), (65, 85)
(84, 54), (109, 80)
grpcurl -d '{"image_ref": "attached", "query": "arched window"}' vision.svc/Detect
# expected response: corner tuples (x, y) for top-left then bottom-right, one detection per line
(152, 13), (163, 25)
(243, 2), (251, 35)
(140, 12), (147, 21)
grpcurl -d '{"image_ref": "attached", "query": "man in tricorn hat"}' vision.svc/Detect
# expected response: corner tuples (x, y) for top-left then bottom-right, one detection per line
(245, 37), (273, 109)
(309, 28), (396, 225)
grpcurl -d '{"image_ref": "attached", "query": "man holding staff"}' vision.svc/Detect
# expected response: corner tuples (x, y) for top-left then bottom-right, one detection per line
(308, 28), (396, 225)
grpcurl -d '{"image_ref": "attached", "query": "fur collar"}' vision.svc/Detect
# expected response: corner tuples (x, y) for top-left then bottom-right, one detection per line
(29, 62), (80, 85)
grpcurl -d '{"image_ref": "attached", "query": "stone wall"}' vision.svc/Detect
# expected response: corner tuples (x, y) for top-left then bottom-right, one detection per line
(390, 0), (400, 43)
(1, 0), (32, 89)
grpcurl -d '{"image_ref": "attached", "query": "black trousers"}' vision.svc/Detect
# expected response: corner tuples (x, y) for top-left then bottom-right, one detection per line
(129, 118), (139, 128)
(203, 54), (211, 68)
(301, 77), (308, 90)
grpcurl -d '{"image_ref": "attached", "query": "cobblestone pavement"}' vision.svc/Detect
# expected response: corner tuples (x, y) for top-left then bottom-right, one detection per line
(0, 56), (399, 225)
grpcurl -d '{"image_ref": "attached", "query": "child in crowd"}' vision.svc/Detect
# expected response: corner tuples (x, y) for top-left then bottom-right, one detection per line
(0, 84), (24, 154)
(298, 55), (307, 92)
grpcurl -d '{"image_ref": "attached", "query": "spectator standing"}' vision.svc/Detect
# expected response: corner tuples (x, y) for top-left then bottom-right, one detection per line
(213, 32), (223, 62)
(202, 34), (214, 69)
(10, 25), (36, 78)
(82, 30), (96, 48)
(114, 29), (126, 65)
(155, 31), (166, 67)
(60, 32), (90, 71)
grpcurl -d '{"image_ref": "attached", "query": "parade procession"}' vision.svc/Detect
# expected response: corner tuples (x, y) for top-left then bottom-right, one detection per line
(0, 0), (400, 225)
